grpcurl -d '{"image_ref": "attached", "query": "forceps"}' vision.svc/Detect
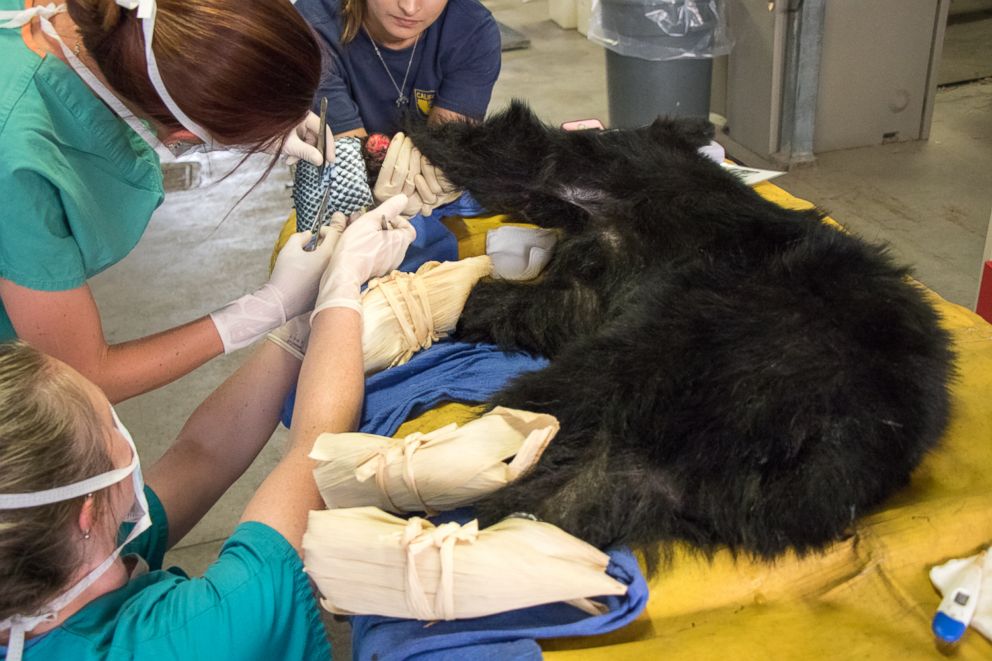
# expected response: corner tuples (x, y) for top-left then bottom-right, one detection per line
(304, 97), (331, 252)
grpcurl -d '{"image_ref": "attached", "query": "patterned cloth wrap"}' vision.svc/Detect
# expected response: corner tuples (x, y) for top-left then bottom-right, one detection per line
(293, 136), (374, 232)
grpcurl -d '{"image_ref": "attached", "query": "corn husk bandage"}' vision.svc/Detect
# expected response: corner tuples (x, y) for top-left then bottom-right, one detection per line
(361, 256), (493, 375)
(311, 407), (558, 514)
(303, 507), (628, 620)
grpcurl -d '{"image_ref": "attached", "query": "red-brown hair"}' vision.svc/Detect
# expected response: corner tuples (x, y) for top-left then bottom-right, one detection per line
(68, 0), (321, 149)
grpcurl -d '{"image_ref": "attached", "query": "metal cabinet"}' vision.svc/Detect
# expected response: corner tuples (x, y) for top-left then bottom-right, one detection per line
(721, 0), (951, 167)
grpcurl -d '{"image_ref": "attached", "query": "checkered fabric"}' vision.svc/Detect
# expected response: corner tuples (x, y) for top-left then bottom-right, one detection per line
(293, 136), (374, 232)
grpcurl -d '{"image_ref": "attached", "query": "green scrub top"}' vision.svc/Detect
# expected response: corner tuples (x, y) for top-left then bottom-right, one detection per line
(0, 486), (332, 660)
(0, 0), (165, 340)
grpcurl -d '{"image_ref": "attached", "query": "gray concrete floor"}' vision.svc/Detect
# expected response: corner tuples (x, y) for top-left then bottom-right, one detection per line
(87, 1), (992, 656)
(941, 1), (992, 84)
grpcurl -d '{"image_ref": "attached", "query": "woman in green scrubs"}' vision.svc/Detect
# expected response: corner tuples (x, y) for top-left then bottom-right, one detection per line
(0, 0), (335, 403)
(0, 195), (416, 660)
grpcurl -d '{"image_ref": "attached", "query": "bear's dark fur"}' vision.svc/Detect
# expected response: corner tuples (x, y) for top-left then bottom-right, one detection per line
(406, 102), (955, 565)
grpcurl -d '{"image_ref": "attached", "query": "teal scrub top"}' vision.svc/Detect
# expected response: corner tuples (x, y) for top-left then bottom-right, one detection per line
(0, 486), (332, 660)
(0, 0), (165, 340)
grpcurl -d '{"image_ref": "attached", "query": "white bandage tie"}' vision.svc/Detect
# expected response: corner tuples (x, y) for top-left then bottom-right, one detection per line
(353, 428), (456, 515)
(401, 517), (479, 621)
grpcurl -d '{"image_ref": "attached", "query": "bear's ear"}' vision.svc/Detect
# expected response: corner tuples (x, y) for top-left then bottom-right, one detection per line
(504, 99), (540, 124)
(645, 116), (716, 151)
(492, 100), (549, 137)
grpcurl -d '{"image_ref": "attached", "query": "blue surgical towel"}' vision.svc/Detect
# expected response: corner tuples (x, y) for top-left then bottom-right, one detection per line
(281, 341), (547, 431)
(396, 192), (487, 273)
(397, 214), (459, 272)
(430, 191), (487, 218)
(359, 341), (548, 435)
(350, 546), (649, 661)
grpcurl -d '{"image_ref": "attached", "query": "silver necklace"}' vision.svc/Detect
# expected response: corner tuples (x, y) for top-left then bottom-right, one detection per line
(364, 27), (419, 109)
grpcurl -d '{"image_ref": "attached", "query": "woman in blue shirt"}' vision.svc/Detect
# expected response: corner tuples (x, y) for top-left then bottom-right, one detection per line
(0, 195), (416, 660)
(296, 0), (502, 137)
(0, 0), (336, 404)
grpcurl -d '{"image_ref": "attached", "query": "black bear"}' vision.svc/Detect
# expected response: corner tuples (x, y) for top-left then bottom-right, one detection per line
(406, 102), (955, 566)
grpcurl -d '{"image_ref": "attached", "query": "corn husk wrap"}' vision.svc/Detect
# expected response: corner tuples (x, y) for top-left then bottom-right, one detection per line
(310, 406), (559, 514)
(303, 507), (628, 620)
(362, 256), (493, 375)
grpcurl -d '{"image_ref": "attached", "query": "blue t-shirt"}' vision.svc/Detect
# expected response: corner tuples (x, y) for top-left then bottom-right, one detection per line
(1, 487), (331, 660)
(295, 0), (501, 135)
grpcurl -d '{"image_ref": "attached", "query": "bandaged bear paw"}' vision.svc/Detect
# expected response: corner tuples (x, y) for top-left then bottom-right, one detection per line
(361, 256), (493, 375)
(302, 506), (626, 620)
(293, 136), (374, 232)
(311, 406), (559, 514)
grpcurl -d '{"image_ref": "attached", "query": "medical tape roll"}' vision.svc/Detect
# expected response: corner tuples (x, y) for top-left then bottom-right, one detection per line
(293, 136), (374, 232)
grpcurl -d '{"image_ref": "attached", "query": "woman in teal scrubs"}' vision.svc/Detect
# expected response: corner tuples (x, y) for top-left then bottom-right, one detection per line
(0, 195), (416, 660)
(0, 0), (335, 403)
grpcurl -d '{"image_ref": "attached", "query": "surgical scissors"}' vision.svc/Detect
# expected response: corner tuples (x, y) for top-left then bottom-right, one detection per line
(303, 97), (330, 252)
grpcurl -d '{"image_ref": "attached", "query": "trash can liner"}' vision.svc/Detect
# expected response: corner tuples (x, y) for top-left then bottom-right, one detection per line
(589, 0), (732, 61)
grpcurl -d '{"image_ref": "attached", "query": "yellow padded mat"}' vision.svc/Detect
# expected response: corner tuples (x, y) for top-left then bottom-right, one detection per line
(390, 184), (992, 659)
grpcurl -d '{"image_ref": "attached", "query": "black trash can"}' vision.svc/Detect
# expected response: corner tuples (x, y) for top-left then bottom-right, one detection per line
(593, 0), (730, 127)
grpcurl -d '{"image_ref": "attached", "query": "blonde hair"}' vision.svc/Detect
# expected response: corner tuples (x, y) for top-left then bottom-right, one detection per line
(340, 0), (365, 44)
(0, 342), (113, 622)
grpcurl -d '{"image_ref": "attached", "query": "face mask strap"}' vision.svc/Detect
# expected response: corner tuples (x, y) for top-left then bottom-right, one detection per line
(0, 457), (136, 509)
(0, 511), (150, 660)
(0, 612), (56, 661)
(124, 0), (216, 147)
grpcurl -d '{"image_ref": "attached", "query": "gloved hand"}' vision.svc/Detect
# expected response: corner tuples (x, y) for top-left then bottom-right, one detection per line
(312, 195), (417, 318)
(211, 227), (340, 353)
(372, 133), (423, 217)
(278, 111), (336, 167)
(415, 155), (462, 216)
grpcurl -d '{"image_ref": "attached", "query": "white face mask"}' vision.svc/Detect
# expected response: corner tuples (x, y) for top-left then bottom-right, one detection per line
(0, 1), (215, 162)
(0, 407), (151, 661)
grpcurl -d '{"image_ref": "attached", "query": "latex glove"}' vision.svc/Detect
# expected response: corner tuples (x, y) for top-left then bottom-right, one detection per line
(280, 111), (336, 167)
(265, 314), (312, 360)
(211, 228), (339, 353)
(372, 133), (423, 216)
(312, 195), (417, 318)
(415, 155), (462, 216)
